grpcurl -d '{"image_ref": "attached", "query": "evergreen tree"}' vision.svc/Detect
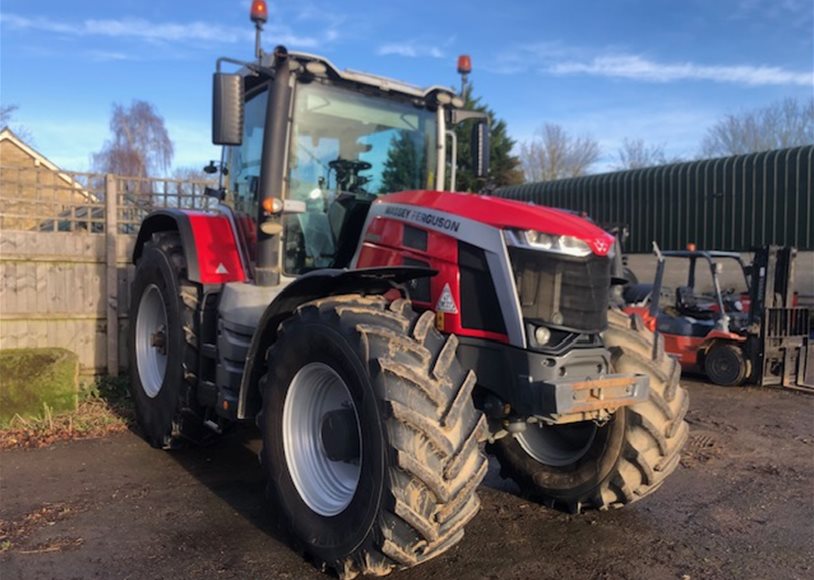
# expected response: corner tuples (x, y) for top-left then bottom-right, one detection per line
(453, 83), (524, 192)
(380, 130), (423, 193)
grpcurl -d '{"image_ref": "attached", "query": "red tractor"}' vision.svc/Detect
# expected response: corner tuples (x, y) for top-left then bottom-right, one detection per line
(129, 3), (688, 576)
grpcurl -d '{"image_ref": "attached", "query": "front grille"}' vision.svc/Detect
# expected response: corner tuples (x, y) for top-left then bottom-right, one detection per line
(508, 247), (610, 333)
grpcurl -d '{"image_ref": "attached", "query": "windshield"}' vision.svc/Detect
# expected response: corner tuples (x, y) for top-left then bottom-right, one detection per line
(288, 81), (437, 199)
(284, 80), (438, 274)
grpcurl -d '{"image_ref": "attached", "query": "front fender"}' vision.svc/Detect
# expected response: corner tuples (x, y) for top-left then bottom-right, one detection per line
(237, 266), (436, 419)
(133, 209), (246, 285)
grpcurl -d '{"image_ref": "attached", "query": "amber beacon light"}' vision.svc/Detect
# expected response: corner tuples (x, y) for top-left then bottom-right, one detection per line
(250, 0), (268, 24)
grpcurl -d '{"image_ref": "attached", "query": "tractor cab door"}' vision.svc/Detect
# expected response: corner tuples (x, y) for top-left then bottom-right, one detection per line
(225, 85), (270, 266)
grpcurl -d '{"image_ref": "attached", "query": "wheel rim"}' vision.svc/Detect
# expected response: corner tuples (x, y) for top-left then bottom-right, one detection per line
(283, 362), (362, 517)
(135, 284), (168, 399)
(516, 421), (597, 467)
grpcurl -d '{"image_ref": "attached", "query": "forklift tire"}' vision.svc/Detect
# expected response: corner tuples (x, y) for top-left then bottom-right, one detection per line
(258, 295), (487, 577)
(492, 309), (689, 513)
(129, 232), (202, 448)
(704, 342), (749, 386)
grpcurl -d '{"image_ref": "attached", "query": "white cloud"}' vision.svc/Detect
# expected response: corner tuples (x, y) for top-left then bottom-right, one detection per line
(486, 41), (813, 87)
(0, 12), (329, 49)
(548, 54), (813, 87)
(377, 40), (447, 59)
(85, 50), (133, 62)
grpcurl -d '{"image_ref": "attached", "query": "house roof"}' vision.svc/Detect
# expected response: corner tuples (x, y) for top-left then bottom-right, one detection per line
(0, 127), (98, 202)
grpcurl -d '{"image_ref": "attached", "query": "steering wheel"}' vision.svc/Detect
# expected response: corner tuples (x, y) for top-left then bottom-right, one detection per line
(329, 159), (372, 172)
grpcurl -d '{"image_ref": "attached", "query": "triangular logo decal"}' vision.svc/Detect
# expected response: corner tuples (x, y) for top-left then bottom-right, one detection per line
(215, 263), (229, 275)
(435, 283), (458, 314)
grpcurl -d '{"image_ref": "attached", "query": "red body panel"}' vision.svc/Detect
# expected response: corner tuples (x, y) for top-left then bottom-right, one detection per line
(663, 334), (706, 369)
(622, 306), (746, 371)
(186, 212), (247, 284)
(381, 190), (615, 256)
(356, 212), (510, 343)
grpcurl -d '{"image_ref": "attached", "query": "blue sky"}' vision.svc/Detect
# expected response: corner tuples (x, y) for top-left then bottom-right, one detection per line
(1, 0), (812, 173)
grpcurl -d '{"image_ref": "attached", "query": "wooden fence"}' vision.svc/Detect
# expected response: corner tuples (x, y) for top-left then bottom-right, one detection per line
(0, 167), (215, 374)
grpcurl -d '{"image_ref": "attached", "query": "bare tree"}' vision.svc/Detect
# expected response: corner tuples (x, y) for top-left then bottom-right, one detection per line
(519, 124), (601, 182)
(614, 138), (679, 169)
(93, 100), (174, 179)
(172, 165), (217, 209)
(0, 104), (18, 126)
(700, 97), (814, 157)
(1, 103), (35, 143)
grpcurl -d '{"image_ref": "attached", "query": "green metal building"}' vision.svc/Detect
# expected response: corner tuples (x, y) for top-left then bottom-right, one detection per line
(495, 145), (813, 253)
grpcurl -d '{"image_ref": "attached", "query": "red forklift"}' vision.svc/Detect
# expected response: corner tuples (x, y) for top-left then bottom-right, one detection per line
(625, 244), (813, 389)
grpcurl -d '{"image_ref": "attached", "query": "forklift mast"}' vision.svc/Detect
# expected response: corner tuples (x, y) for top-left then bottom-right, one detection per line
(748, 246), (812, 389)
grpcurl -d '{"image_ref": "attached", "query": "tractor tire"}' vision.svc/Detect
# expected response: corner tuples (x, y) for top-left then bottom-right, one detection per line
(491, 308), (689, 512)
(704, 342), (749, 386)
(129, 231), (202, 448)
(258, 295), (488, 578)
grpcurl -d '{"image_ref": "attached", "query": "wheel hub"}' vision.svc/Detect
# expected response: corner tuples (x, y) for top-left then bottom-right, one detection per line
(135, 284), (169, 399)
(321, 407), (361, 463)
(282, 362), (362, 517)
(150, 327), (167, 354)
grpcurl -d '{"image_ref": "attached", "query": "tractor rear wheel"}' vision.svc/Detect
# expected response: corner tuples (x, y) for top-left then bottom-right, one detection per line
(258, 295), (487, 577)
(704, 342), (749, 386)
(129, 232), (202, 448)
(492, 309), (689, 512)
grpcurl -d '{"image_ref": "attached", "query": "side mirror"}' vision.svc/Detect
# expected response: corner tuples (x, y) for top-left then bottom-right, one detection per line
(212, 73), (244, 146)
(471, 119), (490, 178)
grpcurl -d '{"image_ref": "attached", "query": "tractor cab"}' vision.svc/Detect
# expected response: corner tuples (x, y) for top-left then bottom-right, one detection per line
(209, 46), (489, 287)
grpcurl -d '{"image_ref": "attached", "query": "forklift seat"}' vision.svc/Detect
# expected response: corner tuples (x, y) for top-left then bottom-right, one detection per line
(676, 286), (716, 320)
(657, 312), (716, 338)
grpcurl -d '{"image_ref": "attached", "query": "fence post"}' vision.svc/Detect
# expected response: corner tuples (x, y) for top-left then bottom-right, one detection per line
(105, 174), (119, 377)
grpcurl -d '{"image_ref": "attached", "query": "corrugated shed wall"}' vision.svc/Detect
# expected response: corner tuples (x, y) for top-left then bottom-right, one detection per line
(495, 145), (813, 253)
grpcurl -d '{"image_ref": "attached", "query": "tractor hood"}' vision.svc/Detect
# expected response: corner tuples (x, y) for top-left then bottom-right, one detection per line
(378, 190), (615, 257)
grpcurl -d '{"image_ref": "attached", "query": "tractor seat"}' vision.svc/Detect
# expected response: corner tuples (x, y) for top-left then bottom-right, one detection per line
(328, 194), (374, 269)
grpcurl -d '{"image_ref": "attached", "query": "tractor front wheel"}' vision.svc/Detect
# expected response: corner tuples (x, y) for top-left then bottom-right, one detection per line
(258, 295), (487, 577)
(492, 309), (689, 512)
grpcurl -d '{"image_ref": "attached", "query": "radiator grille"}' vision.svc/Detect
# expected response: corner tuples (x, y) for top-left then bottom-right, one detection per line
(508, 248), (610, 333)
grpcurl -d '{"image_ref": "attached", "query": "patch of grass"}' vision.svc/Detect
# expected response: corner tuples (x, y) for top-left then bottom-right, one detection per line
(0, 375), (134, 450)
(0, 348), (79, 426)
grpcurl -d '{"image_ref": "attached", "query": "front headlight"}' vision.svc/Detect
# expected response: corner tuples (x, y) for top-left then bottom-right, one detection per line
(509, 229), (592, 257)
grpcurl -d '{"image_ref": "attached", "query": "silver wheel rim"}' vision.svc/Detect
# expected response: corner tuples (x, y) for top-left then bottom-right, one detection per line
(135, 284), (168, 399)
(516, 422), (597, 467)
(283, 362), (362, 517)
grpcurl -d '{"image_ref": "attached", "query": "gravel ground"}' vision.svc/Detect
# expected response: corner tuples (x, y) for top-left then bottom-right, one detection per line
(2, 379), (813, 580)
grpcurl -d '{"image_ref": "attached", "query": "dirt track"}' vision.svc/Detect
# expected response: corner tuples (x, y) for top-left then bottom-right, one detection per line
(2, 379), (813, 580)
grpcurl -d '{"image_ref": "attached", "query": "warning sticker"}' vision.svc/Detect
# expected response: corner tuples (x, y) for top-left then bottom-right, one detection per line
(435, 283), (458, 314)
